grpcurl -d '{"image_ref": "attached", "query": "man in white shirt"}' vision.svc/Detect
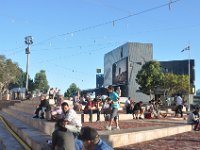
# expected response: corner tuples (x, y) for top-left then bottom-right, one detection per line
(61, 102), (82, 134)
(175, 94), (183, 117)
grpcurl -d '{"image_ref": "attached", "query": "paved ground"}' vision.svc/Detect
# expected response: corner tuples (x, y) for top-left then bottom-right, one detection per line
(115, 131), (200, 150)
(82, 116), (200, 150)
(82, 116), (186, 131)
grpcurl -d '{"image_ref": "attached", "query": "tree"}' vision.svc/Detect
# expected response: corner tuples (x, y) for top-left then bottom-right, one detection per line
(34, 70), (49, 93)
(64, 83), (80, 98)
(8, 70), (35, 92)
(0, 55), (21, 94)
(161, 73), (189, 96)
(136, 61), (164, 97)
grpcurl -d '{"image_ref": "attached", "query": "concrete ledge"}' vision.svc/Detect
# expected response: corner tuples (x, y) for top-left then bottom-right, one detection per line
(0, 120), (24, 150)
(0, 111), (51, 150)
(2, 108), (55, 135)
(100, 124), (193, 148)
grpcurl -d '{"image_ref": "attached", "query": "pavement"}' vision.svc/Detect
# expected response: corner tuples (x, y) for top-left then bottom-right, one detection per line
(115, 131), (200, 150)
(82, 116), (199, 150)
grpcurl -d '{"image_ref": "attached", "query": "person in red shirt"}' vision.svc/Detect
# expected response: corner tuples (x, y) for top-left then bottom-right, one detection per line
(83, 97), (101, 122)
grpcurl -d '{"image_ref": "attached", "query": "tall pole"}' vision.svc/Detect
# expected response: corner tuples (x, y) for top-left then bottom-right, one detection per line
(25, 36), (33, 92)
(25, 46), (30, 90)
(188, 45), (191, 111)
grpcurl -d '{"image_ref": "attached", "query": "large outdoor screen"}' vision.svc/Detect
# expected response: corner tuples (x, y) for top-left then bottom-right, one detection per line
(112, 57), (128, 85)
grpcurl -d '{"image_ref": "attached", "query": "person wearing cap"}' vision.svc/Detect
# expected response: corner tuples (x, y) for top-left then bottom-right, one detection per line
(187, 106), (200, 131)
(61, 102), (82, 134)
(106, 85), (120, 130)
(78, 126), (113, 150)
(33, 94), (51, 119)
(51, 118), (76, 150)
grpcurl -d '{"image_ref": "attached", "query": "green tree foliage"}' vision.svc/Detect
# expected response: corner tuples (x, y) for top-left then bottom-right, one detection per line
(8, 70), (35, 92)
(136, 61), (164, 95)
(64, 83), (79, 98)
(34, 70), (49, 93)
(0, 55), (21, 93)
(136, 60), (190, 97)
(162, 73), (189, 96)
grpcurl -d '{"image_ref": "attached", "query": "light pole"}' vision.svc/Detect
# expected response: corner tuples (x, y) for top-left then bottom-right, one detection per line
(181, 45), (191, 111)
(25, 36), (33, 92)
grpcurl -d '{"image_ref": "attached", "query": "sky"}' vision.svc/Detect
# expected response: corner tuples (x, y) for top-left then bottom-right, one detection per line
(0, 0), (199, 94)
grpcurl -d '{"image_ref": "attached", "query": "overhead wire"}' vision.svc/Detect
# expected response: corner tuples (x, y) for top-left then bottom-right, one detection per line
(2, 0), (182, 57)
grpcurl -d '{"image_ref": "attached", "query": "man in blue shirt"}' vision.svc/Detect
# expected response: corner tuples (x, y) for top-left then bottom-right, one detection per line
(78, 126), (113, 150)
(106, 85), (120, 130)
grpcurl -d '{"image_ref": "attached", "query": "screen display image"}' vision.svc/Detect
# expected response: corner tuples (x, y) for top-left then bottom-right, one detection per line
(112, 57), (128, 85)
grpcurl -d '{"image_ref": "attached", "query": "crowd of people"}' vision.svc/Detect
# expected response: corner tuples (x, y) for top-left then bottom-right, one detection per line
(31, 86), (200, 149)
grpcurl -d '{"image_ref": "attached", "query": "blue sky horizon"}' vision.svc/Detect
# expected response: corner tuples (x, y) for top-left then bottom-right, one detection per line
(0, 0), (199, 95)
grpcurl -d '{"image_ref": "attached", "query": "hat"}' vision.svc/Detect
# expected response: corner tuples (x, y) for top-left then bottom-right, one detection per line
(78, 126), (99, 141)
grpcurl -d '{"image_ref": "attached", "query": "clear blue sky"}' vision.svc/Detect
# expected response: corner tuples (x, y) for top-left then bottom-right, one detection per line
(0, 0), (199, 94)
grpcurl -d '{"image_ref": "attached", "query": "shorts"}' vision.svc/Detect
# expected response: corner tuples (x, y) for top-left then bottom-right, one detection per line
(111, 108), (118, 120)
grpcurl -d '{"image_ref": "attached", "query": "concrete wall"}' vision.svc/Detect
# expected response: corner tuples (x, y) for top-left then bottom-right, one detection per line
(128, 42), (153, 102)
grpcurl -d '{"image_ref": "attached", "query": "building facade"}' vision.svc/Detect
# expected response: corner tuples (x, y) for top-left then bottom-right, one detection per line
(104, 42), (153, 102)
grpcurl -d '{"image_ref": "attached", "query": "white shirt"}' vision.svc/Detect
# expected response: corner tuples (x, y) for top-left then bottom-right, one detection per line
(187, 112), (199, 124)
(176, 96), (183, 106)
(63, 109), (82, 128)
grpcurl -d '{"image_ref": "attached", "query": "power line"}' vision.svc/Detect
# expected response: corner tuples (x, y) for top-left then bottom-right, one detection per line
(32, 0), (182, 47)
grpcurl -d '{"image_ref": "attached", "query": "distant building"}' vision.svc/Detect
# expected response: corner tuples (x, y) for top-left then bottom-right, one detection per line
(159, 59), (195, 87)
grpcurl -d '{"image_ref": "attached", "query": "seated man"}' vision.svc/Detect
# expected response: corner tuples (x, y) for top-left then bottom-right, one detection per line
(78, 126), (113, 150)
(187, 106), (200, 131)
(132, 101), (143, 119)
(83, 97), (101, 122)
(61, 102), (82, 134)
(33, 94), (51, 119)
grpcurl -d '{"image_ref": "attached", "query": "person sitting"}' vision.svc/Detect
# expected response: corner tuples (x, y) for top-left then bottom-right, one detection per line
(51, 95), (63, 120)
(187, 106), (200, 131)
(83, 97), (100, 122)
(61, 102), (82, 134)
(51, 118), (76, 150)
(144, 100), (154, 119)
(33, 94), (51, 119)
(101, 97), (111, 123)
(78, 126), (114, 150)
(125, 97), (133, 114)
(132, 101), (143, 119)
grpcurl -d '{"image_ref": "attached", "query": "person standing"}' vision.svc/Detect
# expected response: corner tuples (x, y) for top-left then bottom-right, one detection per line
(106, 85), (120, 130)
(175, 94), (183, 117)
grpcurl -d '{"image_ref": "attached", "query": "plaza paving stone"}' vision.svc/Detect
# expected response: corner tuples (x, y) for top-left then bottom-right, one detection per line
(115, 131), (200, 150)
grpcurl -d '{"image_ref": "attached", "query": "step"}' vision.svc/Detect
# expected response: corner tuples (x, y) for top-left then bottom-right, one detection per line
(2, 108), (55, 136)
(99, 123), (193, 148)
(0, 120), (24, 150)
(0, 111), (51, 150)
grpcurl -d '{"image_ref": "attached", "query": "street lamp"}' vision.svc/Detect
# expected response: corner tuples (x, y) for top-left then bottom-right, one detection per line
(181, 45), (191, 111)
(25, 36), (33, 92)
